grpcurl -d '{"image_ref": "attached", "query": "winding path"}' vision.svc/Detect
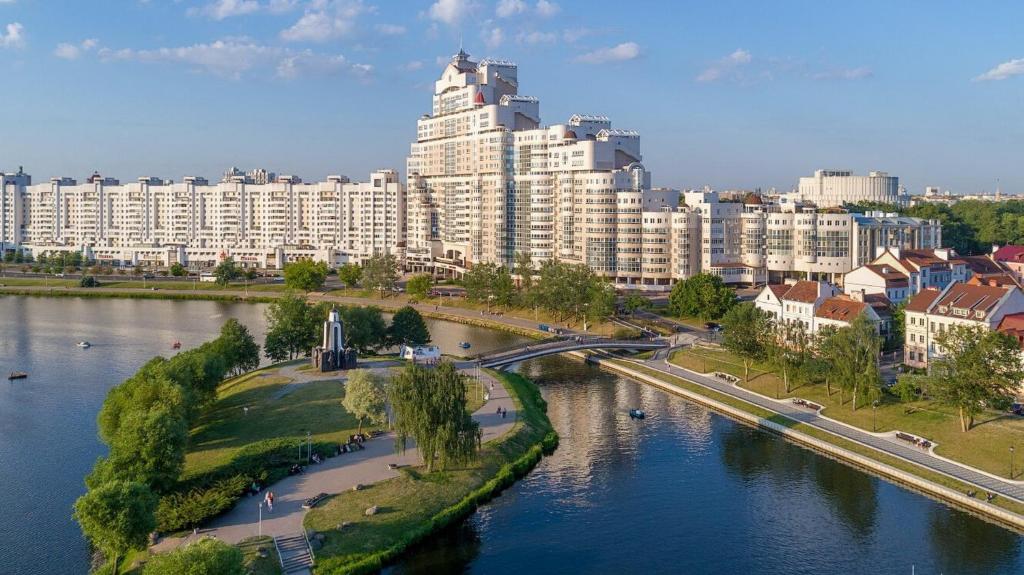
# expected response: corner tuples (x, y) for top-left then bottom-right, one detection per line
(153, 364), (515, 553)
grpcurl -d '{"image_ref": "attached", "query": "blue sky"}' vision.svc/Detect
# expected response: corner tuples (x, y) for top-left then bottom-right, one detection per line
(1, 0), (1023, 194)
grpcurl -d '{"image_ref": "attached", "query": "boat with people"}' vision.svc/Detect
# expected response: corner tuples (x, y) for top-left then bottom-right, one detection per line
(629, 408), (646, 419)
(458, 341), (472, 349)
(77, 341), (91, 348)
(8, 371), (28, 380)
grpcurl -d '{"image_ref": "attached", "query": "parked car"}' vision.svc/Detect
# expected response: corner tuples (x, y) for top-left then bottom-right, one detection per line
(704, 322), (721, 332)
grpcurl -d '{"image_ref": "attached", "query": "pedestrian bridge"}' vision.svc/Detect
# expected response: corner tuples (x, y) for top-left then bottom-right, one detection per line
(475, 336), (669, 369)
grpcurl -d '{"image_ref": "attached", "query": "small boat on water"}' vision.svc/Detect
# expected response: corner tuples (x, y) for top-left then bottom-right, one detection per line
(8, 371), (28, 380)
(77, 341), (91, 348)
(171, 341), (182, 350)
(458, 341), (472, 349)
(629, 408), (646, 420)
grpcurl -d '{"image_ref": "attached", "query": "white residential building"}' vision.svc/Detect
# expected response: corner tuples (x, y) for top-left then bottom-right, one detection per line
(0, 169), (405, 269)
(903, 282), (1024, 368)
(756, 280), (888, 336)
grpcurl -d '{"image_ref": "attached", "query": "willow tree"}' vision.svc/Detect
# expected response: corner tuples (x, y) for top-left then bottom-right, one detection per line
(720, 302), (770, 383)
(388, 362), (479, 472)
(825, 315), (883, 410)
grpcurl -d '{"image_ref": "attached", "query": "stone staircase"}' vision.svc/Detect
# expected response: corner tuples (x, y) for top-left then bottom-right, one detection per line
(275, 532), (315, 574)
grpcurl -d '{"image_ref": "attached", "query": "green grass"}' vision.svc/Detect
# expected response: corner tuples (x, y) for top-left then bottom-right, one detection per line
(304, 370), (556, 574)
(668, 347), (1024, 481)
(183, 363), (362, 479)
(238, 536), (283, 575)
(609, 359), (1024, 518)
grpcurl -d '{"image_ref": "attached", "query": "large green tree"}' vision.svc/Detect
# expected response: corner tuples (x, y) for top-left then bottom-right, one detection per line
(283, 259), (329, 292)
(169, 262), (186, 277)
(819, 315), (883, 410)
(337, 263), (362, 289)
(622, 293), (653, 315)
(362, 254), (400, 299)
(74, 481), (158, 575)
(406, 273), (433, 301)
(720, 303), (770, 382)
(388, 305), (432, 347)
(767, 321), (813, 394)
(143, 537), (245, 575)
(264, 292), (319, 361)
(668, 273), (736, 320)
(533, 260), (615, 328)
(339, 305), (388, 354)
(389, 363), (479, 472)
(214, 318), (260, 377)
(213, 257), (240, 286)
(342, 369), (388, 434)
(928, 324), (1024, 432)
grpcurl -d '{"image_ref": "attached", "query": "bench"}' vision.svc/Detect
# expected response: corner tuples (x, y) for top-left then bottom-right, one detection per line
(302, 492), (329, 509)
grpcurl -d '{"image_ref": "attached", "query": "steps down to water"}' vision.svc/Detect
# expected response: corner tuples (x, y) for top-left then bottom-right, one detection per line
(275, 533), (314, 574)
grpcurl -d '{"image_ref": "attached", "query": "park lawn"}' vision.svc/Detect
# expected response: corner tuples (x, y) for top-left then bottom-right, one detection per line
(612, 360), (1024, 517)
(670, 347), (1024, 480)
(0, 277), (79, 287)
(304, 370), (554, 572)
(238, 536), (283, 575)
(183, 364), (362, 479)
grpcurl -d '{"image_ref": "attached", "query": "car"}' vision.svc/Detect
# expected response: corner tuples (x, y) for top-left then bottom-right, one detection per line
(142, 274), (155, 279)
(704, 322), (721, 331)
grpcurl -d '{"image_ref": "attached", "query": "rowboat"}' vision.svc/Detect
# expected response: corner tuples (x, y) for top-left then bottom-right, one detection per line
(8, 371), (27, 380)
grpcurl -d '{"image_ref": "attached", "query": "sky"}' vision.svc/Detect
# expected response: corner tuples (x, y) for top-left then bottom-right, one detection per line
(0, 0), (1023, 195)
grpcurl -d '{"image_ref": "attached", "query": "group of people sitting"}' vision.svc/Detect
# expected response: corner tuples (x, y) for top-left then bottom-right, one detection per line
(335, 433), (370, 456)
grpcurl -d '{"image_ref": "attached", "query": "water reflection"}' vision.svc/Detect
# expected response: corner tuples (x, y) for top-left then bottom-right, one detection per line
(929, 507), (1021, 574)
(812, 456), (878, 540)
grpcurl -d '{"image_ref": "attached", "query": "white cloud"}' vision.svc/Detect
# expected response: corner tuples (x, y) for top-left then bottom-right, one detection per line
(535, 0), (559, 17)
(403, 60), (424, 71)
(375, 23), (406, 35)
(429, 0), (475, 25)
(517, 30), (557, 45)
(98, 38), (366, 80)
(696, 48), (751, 82)
(193, 0), (260, 20)
(496, 0), (525, 17)
(974, 58), (1024, 82)
(575, 42), (640, 64)
(0, 22), (24, 48)
(811, 66), (873, 81)
(280, 0), (368, 42)
(482, 26), (504, 49)
(267, 0), (299, 13)
(54, 38), (99, 60)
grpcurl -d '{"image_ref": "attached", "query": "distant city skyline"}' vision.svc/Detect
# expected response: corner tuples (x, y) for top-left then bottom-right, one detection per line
(1, 0), (1023, 194)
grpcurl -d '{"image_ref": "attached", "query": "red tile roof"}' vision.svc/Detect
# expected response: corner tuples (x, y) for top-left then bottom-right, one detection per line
(960, 255), (1006, 276)
(815, 296), (869, 322)
(993, 245), (1024, 263)
(864, 264), (909, 285)
(781, 280), (824, 303)
(767, 284), (789, 299)
(930, 283), (1010, 319)
(904, 288), (942, 313)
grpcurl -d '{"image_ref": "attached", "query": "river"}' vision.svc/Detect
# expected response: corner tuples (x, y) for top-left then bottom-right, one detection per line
(1, 297), (1022, 574)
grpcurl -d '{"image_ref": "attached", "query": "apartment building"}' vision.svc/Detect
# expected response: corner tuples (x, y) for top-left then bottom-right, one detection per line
(0, 169), (405, 269)
(903, 282), (1024, 368)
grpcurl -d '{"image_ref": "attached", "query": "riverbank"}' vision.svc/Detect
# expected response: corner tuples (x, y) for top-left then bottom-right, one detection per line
(304, 370), (558, 575)
(588, 355), (1024, 533)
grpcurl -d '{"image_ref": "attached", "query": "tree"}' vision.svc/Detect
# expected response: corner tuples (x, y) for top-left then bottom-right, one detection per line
(388, 305), (432, 347)
(668, 273), (736, 320)
(283, 259), (329, 292)
(891, 300), (907, 347)
(766, 321), (814, 395)
(406, 273), (433, 301)
(533, 261), (615, 328)
(143, 537), (245, 575)
(97, 404), (189, 492)
(215, 318), (260, 376)
(213, 257), (240, 287)
(74, 481), (157, 575)
(622, 293), (653, 315)
(928, 324), (1024, 432)
(822, 315), (883, 410)
(79, 275), (99, 288)
(514, 251), (534, 291)
(339, 305), (388, 354)
(720, 303), (770, 382)
(264, 292), (319, 361)
(362, 254), (399, 299)
(342, 370), (388, 434)
(463, 262), (501, 303)
(389, 362), (479, 472)
(169, 262), (187, 277)
(337, 263), (362, 289)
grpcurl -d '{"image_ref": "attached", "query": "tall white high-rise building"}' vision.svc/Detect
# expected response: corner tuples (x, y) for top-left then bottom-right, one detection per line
(405, 50), (671, 287)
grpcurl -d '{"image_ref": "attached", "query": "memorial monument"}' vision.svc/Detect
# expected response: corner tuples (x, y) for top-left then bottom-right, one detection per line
(312, 307), (358, 371)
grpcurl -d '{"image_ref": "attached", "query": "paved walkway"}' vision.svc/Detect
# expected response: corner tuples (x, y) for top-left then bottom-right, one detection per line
(637, 349), (1024, 503)
(154, 364), (516, 551)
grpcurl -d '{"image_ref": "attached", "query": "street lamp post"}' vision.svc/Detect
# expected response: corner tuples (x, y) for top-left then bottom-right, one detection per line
(872, 400), (879, 432)
(306, 431), (312, 464)
(1011, 446), (1016, 480)
(258, 502), (263, 536)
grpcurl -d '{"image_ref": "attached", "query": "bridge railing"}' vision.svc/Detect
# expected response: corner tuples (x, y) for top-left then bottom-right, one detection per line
(473, 336), (567, 360)
(477, 336), (665, 364)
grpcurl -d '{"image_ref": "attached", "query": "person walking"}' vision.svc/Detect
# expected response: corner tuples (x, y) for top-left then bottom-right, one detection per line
(265, 491), (274, 512)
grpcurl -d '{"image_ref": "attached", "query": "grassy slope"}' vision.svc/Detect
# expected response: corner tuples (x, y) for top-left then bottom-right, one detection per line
(669, 347), (1024, 481)
(304, 370), (555, 574)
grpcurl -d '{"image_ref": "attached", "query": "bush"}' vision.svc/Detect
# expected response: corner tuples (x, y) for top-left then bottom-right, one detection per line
(79, 275), (100, 288)
(143, 537), (245, 575)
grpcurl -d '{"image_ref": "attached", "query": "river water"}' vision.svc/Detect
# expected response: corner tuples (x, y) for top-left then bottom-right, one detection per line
(1, 297), (1022, 574)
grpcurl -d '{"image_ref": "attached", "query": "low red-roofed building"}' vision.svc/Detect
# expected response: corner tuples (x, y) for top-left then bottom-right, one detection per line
(993, 245), (1024, 285)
